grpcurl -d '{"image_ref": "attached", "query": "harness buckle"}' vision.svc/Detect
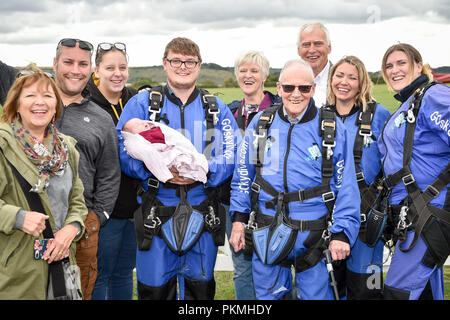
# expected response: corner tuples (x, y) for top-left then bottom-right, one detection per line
(397, 205), (411, 230)
(356, 171), (365, 182)
(322, 191), (335, 203)
(406, 108), (415, 123)
(245, 211), (258, 230)
(252, 130), (267, 149)
(402, 174), (415, 186)
(321, 120), (335, 131)
(322, 139), (336, 160)
(251, 182), (261, 193)
(203, 94), (220, 126)
(424, 184), (439, 198)
(298, 189), (305, 202)
(205, 206), (220, 227)
(360, 213), (367, 223)
(144, 207), (161, 229)
(147, 178), (160, 189)
(148, 91), (162, 121)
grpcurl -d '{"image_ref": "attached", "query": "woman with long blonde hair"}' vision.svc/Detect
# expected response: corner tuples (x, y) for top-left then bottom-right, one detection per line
(327, 55), (391, 299)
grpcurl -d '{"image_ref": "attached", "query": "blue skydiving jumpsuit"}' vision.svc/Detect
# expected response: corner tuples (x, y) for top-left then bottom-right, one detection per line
(230, 101), (361, 300)
(116, 86), (239, 299)
(378, 76), (450, 300)
(332, 103), (391, 299)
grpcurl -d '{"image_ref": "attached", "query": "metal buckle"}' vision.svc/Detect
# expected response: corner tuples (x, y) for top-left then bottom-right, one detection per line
(203, 94), (219, 125)
(148, 91), (162, 121)
(360, 213), (367, 223)
(356, 172), (365, 182)
(406, 108), (415, 123)
(402, 174), (415, 186)
(424, 184), (439, 198)
(251, 182), (261, 193)
(322, 191), (335, 203)
(144, 207), (161, 229)
(205, 206), (220, 227)
(253, 130), (267, 149)
(297, 189), (305, 202)
(147, 178), (160, 189)
(321, 120), (335, 131)
(245, 211), (258, 230)
(322, 139), (336, 160)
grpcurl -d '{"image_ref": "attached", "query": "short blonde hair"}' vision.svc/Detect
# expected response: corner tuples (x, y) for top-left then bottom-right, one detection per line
(234, 50), (270, 80)
(327, 56), (373, 112)
(1, 72), (62, 123)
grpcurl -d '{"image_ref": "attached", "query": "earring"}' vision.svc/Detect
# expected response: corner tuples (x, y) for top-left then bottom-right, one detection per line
(51, 114), (56, 124)
(16, 112), (21, 120)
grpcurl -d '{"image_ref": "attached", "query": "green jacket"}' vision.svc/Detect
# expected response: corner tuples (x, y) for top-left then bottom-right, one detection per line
(0, 122), (88, 300)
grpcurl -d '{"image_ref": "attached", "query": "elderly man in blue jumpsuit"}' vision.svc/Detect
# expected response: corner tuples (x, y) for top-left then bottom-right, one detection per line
(116, 37), (239, 300)
(229, 59), (360, 300)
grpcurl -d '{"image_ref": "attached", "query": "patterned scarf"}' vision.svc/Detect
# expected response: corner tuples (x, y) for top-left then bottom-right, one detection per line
(11, 120), (69, 193)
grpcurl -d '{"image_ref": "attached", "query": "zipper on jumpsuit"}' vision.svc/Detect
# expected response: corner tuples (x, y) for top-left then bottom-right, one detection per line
(268, 123), (296, 297)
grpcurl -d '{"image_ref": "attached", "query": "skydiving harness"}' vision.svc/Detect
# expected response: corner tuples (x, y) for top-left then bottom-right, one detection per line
(381, 81), (450, 263)
(244, 105), (337, 272)
(346, 101), (389, 246)
(134, 86), (225, 254)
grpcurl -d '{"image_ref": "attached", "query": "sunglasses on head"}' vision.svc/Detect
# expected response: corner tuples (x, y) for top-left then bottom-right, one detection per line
(16, 70), (54, 79)
(57, 38), (94, 53)
(281, 84), (313, 93)
(97, 42), (127, 53)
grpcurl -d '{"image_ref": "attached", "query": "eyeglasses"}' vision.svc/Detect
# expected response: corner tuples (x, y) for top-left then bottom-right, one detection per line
(165, 58), (199, 69)
(57, 38), (94, 54)
(280, 84), (313, 93)
(97, 42), (126, 53)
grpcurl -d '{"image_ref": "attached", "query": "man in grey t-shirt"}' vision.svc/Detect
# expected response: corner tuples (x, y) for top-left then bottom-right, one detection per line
(52, 38), (120, 300)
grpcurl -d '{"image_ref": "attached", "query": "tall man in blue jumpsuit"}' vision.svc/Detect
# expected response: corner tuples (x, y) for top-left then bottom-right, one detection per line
(116, 37), (239, 299)
(229, 59), (360, 300)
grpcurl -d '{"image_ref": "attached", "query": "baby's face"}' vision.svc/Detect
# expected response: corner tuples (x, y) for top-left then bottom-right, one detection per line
(125, 118), (152, 134)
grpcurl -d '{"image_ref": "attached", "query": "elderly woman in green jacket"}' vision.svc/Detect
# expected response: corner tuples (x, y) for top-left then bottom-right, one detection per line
(0, 71), (88, 299)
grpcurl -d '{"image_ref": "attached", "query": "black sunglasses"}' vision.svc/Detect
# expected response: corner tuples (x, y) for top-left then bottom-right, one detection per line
(281, 84), (313, 94)
(97, 42), (126, 53)
(57, 38), (94, 53)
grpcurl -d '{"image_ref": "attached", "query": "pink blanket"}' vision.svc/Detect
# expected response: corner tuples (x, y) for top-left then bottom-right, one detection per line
(122, 121), (208, 183)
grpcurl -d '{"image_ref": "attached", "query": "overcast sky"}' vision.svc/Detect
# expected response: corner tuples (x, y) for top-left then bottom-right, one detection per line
(0, 0), (449, 72)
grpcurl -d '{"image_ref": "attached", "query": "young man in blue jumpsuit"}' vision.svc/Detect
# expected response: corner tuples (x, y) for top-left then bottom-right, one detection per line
(116, 37), (239, 299)
(379, 43), (450, 300)
(229, 59), (360, 300)
(327, 56), (392, 299)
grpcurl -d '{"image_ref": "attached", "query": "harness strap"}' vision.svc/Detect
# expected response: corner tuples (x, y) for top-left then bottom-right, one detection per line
(382, 81), (450, 252)
(400, 162), (450, 251)
(256, 212), (329, 232)
(264, 184), (334, 210)
(280, 235), (328, 273)
(352, 102), (381, 216)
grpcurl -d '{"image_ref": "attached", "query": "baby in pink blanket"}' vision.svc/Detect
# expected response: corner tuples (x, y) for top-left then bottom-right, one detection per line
(121, 118), (209, 184)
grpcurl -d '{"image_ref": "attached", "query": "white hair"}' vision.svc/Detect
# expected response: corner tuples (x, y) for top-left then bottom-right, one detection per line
(278, 59), (315, 83)
(297, 22), (331, 47)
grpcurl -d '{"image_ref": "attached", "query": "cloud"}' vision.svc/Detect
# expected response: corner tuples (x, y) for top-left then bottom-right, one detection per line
(0, 0), (448, 69)
(1, 0), (448, 45)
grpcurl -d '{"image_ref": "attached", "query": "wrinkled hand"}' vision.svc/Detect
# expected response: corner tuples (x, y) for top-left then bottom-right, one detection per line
(229, 222), (245, 253)
(328, 240), (350, 261)
(43, 224), (78, 264)
(22, 211), (49, 237)
(167, 167), (196, 185)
